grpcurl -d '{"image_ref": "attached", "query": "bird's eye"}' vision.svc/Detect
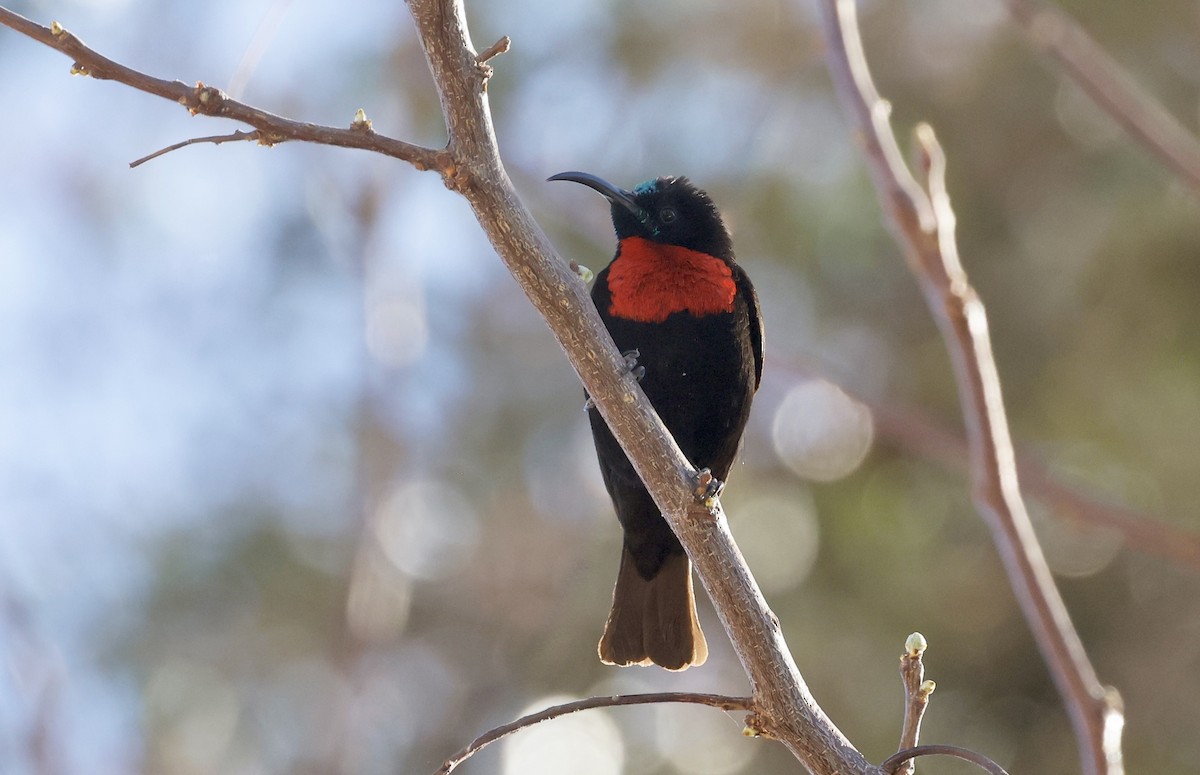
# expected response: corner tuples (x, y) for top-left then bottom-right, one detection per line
(659, 207), (677, 223)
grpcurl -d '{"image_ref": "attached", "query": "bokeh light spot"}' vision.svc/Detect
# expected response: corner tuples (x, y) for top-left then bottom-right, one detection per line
(731, 487), (820, 594)
(345, 547), (413, 641)
(502, 694), (624, 775)
(374, 479), (480, 581)
(146, 659), (240, 772)
(1032, 503), (1123, 579)
(772, 379), (874, 481)
(655, 704), (754, 775)
(366, 297), (428, 367)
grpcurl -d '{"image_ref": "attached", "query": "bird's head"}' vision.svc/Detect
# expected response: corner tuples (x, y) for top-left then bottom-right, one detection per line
(548, 172), (733, 261)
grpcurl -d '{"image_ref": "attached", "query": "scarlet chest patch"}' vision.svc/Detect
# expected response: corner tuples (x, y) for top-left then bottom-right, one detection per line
(606, 236), (737, 323)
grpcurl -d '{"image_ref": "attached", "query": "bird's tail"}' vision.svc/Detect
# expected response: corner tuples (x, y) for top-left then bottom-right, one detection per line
(598, 547), (708, 670)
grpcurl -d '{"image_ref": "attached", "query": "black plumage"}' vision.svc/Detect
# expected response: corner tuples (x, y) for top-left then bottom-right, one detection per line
(550, 172), (763, 670)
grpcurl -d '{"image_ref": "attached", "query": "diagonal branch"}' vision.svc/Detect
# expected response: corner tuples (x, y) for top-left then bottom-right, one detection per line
(868, 396), (1200, 573)
(3, 3), (1001, 774)
(815, 1), (1125, 774)
(403, 1), (870, 771)
(779, 357), (1200, 573)
(0, 7), (444, 171)
(4, 2), (869, 771)
(1001, 0), (1200, 195)
(434, 692), (753, 775)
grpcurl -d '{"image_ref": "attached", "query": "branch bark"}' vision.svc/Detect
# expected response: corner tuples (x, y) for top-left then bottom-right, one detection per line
(815, 1), (1125, 773)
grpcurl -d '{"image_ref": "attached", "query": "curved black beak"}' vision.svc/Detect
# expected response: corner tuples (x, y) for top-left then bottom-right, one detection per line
(547, 171), (645, 221)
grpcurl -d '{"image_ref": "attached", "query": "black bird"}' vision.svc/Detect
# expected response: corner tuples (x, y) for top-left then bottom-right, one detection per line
(549, 171), (763, 670)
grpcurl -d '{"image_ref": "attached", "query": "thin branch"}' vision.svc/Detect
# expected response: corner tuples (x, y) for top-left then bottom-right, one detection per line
(434, 692), (753, 775)
(881, 745), (1011, 775)
(1001, 0), (1200, 195)
(780, 358), (1200, 573)
(895, 633), (934, 775)
(0, 7), (444, 171)
(129, 129), (262, 168)
(815, 2), (1124, 774)
(868, 396), (1200, 573)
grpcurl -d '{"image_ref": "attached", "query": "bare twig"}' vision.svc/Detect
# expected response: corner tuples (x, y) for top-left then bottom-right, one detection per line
(475, 35), (511, 65)
(1002, 0), (1200, 195)
(881, 745), (1011, 775)
(895, 633), (934, 775)
(0, 7), (443, 171)
(435, 692), (753, 775)
(779, 358), (1200, 572)
(780, 357), (1200, 572)
(868, 397), (1200, 573)
(815, 1), (1124, 774)
(129, 129), (262, 168)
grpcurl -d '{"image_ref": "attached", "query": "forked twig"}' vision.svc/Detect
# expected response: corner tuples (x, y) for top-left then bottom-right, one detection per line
(435, 692), (754, 775)
(894, 633), (935, 775)
(815, 1), (1124, 773)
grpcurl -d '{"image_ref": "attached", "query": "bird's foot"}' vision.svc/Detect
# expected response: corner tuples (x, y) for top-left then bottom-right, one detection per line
(585, 350), (645, 411)
(621, 349), (645, 382)
(693, 468), (725, 512)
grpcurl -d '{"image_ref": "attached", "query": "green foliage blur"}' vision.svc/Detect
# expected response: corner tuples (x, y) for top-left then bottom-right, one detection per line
(2, 1), (1199, 774)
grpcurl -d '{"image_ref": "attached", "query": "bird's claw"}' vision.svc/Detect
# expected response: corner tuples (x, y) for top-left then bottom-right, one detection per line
(621, 349), (645, 382)
(584, 349), (644, 411)
(693, 468), (725, 511)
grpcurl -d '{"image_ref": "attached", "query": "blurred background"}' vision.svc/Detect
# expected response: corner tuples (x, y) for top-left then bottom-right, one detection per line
(2, 0), (1199, 773)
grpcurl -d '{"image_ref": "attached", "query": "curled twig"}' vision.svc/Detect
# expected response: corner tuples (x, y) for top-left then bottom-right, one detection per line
(434, 692), (753, 775)
(881, 744), (1011, 775)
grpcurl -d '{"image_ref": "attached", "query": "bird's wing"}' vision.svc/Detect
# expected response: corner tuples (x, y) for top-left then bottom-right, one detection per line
(733, 263), (764, 389)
